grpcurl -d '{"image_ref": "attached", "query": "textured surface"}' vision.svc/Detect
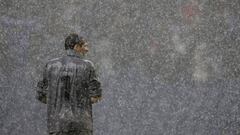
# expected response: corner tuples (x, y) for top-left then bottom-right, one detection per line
(0, 0), (240, 135)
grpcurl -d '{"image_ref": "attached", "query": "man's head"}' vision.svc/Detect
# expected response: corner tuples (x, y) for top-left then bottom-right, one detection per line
(65, 33), (89, 55)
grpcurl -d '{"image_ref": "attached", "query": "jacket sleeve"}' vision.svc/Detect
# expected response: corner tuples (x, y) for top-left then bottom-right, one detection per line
(36, 63), (49, 104)
(88, 62), (102, 98)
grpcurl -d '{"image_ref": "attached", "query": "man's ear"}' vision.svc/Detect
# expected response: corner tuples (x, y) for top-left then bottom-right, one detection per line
(73, 44), (78, 50)
(74, 44), (81, 52)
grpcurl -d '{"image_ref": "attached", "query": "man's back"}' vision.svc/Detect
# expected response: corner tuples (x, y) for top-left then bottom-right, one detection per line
(37, 51), (102, 134)
(47, 54), (92, 132)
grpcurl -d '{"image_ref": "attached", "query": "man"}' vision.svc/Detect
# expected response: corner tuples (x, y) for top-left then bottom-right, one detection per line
(36, 33), (102, 135)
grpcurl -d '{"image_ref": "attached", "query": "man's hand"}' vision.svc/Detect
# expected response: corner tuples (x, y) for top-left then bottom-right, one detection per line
(36, 80), (47, 104)
(91, 96), (102, 104)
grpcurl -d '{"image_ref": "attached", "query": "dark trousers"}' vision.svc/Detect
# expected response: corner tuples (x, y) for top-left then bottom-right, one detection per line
(49, 130), (93, 135)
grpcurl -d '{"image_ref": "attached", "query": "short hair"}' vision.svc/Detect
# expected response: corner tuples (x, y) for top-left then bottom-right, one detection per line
(65, 33), (85, 50)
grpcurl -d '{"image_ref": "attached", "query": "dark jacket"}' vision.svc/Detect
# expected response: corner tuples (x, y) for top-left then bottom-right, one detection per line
(36, 50), (102, 134)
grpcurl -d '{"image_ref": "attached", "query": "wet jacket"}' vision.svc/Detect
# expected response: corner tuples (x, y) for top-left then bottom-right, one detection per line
(36, 50), (102, 133)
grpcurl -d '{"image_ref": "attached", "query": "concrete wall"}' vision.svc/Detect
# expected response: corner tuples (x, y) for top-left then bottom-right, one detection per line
(1, 0), (239, 134)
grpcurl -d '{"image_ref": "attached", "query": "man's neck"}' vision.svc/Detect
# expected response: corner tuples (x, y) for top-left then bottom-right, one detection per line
(66, 49), (85, 58)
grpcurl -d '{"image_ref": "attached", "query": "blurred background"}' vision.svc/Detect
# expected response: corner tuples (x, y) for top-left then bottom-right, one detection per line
(0, 0), (239, 135)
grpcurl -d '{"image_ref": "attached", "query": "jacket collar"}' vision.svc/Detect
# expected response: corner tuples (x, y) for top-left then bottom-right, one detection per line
(66, 49), (85, 58)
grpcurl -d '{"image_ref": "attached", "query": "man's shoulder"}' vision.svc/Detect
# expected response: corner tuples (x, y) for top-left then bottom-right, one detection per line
(49, 57), (62, 62)
(83, 59), (95, 67)
(45, 57), (95, 68)
(46, 57), (63, 67)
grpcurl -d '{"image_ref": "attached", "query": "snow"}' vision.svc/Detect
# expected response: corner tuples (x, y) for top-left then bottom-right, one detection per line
(1, 0), (239, 135)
